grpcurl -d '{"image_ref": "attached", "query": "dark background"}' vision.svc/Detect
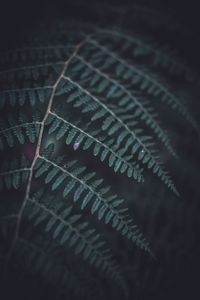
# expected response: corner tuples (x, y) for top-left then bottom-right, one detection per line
(1, 0), (200, 68)
(0, 0), (200, 41)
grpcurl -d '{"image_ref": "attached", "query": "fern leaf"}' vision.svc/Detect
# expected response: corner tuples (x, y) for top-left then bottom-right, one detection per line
(63, 57), (178, 194)
(0, 155), (30, 190)
(96, 29), (198, 83)
(86, 40), (176, 156)
(33, 156), (152, 254)
(0, 45), (73, 68)
(84, 38), (198, 132)
(0, 62), (64, 82)
(0, 112), (41, 149)
(26, 193), (126, 288)
(0, 86), (52, 108)
(46, 112), (144, 182)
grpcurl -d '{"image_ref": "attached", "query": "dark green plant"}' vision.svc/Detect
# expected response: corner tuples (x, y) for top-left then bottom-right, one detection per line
(0, 5), (199, 300)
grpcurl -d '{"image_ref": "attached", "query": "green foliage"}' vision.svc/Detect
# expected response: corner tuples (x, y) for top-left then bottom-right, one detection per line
(0, 86), (52, 108)
(0, 111), (42, 149)
(46, 112), (144, 182)
(0, 13), (198, 300)
(25, 190), (124, 282)
(33, 152), (151, 253)
(0, 155), (30, 190)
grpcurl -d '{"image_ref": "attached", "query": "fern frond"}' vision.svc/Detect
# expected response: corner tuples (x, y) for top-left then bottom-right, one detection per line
(82, 39), (177, 157)
(33, 155), (152, 254)
(0, 155), (30, 190)
(2, 31), (195, 83)
(56, 77), (144, 182)
(96, 29), (198, 83)
(0, 86), (52, 108)
(1, 17), (197, 299)
(0, 111), (41, 149)
(46, 112), (144, 182)
(82, 38), (198, 132)
(63, 57), (178, 194)
(0, 62), (64, 82)
(25, 192), (127, 291)
(0, 45), (73, 68)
